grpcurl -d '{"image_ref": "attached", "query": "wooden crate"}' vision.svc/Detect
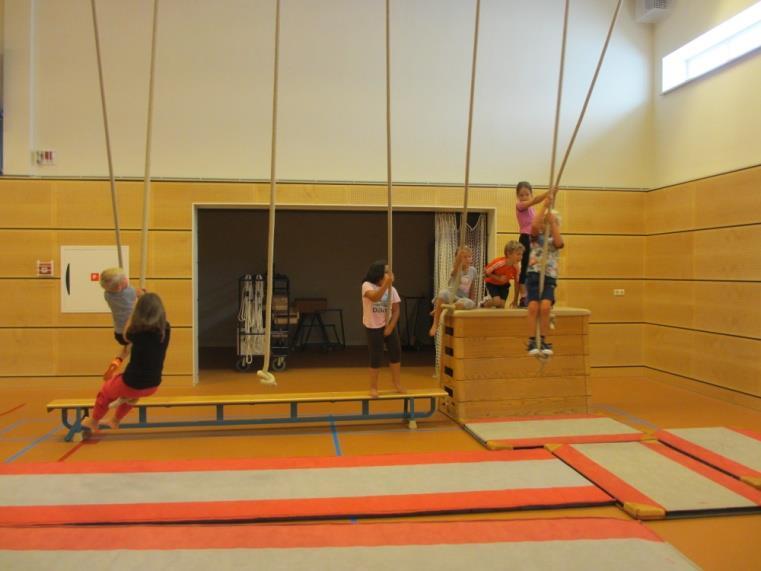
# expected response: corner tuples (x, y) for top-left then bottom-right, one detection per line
(439, 307), (591, 422)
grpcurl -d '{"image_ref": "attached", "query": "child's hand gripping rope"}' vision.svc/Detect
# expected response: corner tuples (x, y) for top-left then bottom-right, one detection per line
(102, 357), (123, 381)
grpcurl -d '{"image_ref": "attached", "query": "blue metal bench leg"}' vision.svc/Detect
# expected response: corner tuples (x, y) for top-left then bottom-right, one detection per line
(62, 408), (87, 442)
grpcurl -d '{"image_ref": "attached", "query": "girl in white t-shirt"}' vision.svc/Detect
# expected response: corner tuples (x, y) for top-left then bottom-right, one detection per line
(361, 260), (405, 398)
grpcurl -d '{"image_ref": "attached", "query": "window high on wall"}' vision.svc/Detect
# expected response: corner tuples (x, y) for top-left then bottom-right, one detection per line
(662, 1), (761, 93)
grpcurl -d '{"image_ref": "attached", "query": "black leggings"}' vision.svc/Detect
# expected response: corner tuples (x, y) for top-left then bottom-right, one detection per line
(519, 233), (531, 285)
(365, 326), (401, 369)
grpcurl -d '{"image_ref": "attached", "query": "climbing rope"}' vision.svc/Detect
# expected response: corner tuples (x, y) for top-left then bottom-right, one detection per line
(384, 0), (394, 320)
(90, 0), (123, 269)
(139, 0), (160, 290)
(534, 0), (622, 352)
(436, 0), (482, 375)
(257, 0), (282, 386)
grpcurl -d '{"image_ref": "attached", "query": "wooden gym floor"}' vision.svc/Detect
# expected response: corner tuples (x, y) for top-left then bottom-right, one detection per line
(1, 347), (759, 570)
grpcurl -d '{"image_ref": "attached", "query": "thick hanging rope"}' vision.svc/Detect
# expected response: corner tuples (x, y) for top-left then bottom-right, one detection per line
(139, 0), (160, 290)
(385, 0), (394, 320)
(458, 0), (480, 252)
(554, 0), (622, 189)
(257, 0), (281, 386)
(90, 0), (124, 269)
(535, 0), (569, 349)
(535, 0), (622, 351)
(447, 0), (480, 298)
(436, 0), (481, 372)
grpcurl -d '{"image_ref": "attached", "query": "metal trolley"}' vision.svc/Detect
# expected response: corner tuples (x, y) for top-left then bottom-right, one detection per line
(235, 273), (293, 372)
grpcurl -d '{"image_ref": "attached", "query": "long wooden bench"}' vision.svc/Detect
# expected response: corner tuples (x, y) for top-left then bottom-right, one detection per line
(47, 388), (447, 442)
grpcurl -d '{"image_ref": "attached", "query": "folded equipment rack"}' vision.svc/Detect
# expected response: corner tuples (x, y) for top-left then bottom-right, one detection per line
(235, 273), (293, 372)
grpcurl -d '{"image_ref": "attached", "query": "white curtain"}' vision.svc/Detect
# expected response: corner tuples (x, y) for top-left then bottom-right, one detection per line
(433, 212), (486, 373)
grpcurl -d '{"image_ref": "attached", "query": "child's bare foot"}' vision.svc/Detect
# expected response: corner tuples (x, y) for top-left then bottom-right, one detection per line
(454, 300), (466, 310)
(394, 385), (407, 394)
(80, 416), (99, 433)
(105, 416), (120, 430)
(369, 388), (379, 399)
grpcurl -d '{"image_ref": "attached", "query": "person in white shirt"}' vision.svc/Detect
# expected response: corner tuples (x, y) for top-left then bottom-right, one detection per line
(361, 260), (405, 398)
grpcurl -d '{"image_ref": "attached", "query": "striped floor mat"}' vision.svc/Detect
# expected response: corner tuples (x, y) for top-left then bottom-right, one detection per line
(0, 518), (698, 570)
(657, 427), (761, 490)
(552, 441), (761, 519)
(0, 450), (612, 525)
(464, 415), (644, 449)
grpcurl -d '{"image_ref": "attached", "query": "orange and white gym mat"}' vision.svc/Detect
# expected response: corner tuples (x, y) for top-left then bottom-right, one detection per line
(657, 427), (761, 490)
(551, 441), (761, 519)
(464, 415), (644, 450)
(0, 518), (698, 569)
(0, 450), (612, 525)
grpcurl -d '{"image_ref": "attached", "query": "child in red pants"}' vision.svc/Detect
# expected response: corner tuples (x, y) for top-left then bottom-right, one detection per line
(82, 292), (170, 431)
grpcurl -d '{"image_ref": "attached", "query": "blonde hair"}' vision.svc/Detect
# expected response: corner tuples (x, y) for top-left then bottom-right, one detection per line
(127, 292), (167, 341)
(504, 240), (525, 256)
(99, 267), (126, 291)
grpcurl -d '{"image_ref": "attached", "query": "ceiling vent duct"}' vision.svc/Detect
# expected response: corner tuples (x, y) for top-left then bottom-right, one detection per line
(635, 0), (671, 24)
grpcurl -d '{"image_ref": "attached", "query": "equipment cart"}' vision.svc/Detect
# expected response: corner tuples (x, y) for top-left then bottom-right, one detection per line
(235, 273), (294, 372)
(268, 273), (293, 371)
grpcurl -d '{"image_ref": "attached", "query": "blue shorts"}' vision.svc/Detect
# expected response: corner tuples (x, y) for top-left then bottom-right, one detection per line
(526, 273), (557, 303)
(485, 282), (510, 300)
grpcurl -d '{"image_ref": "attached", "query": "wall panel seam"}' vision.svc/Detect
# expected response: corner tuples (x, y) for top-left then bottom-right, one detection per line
(644, 366), (761, 399)
(645, 222), (761, 236)
(0, 373), (190, 380)
(643, 322), (761, 342)
(0, 325), (192, 330)
(647, 163), (761, 191)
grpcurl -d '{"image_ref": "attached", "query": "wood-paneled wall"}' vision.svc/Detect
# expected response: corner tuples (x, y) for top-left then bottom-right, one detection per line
(496, 188), (645, 371)
(0, 178), (646, 380)
(643, 165), (761, 404)
(2, 165), (756, 408)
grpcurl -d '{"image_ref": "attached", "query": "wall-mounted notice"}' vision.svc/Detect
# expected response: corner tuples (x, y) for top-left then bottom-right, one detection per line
(60, 246), (129, 313)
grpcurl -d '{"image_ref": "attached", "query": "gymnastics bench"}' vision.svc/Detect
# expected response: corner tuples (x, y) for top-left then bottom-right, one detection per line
(47, 388), (447, 442)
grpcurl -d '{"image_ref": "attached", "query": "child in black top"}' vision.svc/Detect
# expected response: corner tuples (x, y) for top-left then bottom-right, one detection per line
(82, 292), (170, 432)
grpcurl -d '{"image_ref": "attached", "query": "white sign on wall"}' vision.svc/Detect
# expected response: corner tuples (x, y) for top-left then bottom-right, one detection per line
(60, 246), (130, 313)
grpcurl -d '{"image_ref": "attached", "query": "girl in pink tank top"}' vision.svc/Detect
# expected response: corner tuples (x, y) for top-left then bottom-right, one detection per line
(515, 181), (548, 306)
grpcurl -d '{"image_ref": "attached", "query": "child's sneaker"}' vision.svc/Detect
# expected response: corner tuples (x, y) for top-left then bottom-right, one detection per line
(540, 339), (554, 356)
(527, 337), (540, 356)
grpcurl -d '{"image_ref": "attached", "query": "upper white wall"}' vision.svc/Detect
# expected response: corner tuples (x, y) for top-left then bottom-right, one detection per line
(653, 0), (761, 187)
(4, 0), (652, 188)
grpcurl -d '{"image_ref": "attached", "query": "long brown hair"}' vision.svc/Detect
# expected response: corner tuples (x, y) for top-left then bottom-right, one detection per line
(127, 292), (167, 341)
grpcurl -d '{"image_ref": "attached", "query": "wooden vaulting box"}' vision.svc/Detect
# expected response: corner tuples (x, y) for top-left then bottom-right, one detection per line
(439, 307), (591, 421)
